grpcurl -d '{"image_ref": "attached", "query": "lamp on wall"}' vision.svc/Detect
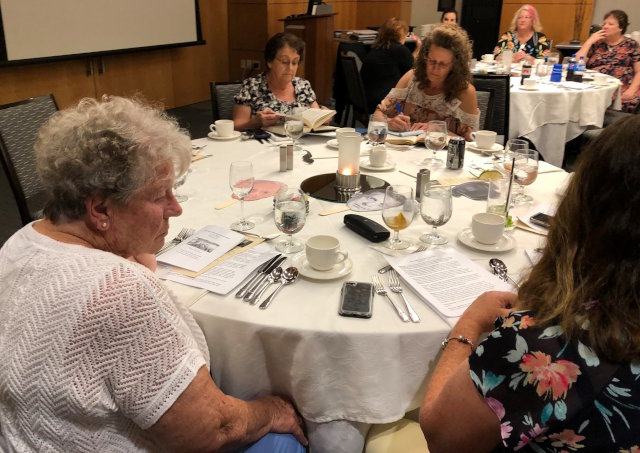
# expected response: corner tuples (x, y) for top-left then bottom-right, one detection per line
(571, 0), (587, 44)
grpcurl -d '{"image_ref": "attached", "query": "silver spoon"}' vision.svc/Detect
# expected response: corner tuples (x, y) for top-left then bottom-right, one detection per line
(259, 267), (299, 309)
(489, 258), (520, 288)
(248, 267), (282, 305)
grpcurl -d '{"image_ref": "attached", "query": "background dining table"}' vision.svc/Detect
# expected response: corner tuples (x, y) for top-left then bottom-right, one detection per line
(162, 133), (569, 452)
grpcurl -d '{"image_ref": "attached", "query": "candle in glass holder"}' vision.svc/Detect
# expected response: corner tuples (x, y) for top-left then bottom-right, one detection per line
(338, 132), (362, 175)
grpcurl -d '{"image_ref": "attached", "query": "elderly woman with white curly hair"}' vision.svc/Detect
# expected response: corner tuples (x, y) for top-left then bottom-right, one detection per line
(0, 96), (307, 452)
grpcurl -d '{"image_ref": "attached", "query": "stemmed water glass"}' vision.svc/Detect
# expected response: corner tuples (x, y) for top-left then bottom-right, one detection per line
(229, 161), (255, 231)
(173, 169), (190, 203)
(285, 107), (305, 151)
(367, 113), (388, 145)
(274, 188), (307, 253)
(423, 120), (447, 167)
(511, 149), (539, 204)
(381, 185), (415, 250)
(419, 186), (453, 245)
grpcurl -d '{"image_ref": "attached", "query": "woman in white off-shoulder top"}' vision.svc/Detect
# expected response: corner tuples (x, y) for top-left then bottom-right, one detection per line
(377, 23), (479, 141)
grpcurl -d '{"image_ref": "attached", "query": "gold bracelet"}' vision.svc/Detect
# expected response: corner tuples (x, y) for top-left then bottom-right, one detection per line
(441, 335), (475, 351)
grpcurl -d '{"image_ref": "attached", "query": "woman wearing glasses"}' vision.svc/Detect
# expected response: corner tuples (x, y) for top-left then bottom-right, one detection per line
(377, 24), (479, 141)
(233, 32), (322, 130)
(494, 4), (549, 64)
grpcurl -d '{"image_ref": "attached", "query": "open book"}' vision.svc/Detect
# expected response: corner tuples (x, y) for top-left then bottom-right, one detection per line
(266, 108), (337, 135)
(385, 131), (425, 145)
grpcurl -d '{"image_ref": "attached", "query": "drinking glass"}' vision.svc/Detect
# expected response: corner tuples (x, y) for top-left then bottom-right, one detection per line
(367, 113), (388, 145)
(274, 188), (307, 253)
(423, 120), (447, 168)
(173, 169), (190, 203)
(419, 186), (452, 245)
(547, 52), (560, 66)
(229, 161), (255, 231)
(285, 107), (305, 151)
(511, 149), (539, 204)
(501, 139), (529, 169)
(381, 185), (415, 250)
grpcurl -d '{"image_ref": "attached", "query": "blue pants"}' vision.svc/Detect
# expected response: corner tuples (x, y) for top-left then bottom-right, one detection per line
(241, 433), (306, 453)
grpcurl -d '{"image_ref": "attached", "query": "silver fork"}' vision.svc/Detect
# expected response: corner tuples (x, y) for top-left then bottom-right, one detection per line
(372, 276), (409, 322)
(156, 227), (195, 256)
(388, 270), (420, 323)
(378, 245), (428, 274)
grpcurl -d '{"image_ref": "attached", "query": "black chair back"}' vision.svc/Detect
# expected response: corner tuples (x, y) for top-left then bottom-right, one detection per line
(210, 81), (242, 122)
(472, 74), (509, 145)
(476, 90), (494, 131)
(340, 53), (369, 127)
(0, 94), (58, 225)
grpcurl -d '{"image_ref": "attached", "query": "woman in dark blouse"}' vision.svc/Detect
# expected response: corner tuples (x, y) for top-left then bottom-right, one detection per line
(360, 18), (418, 114)
(233, 33), (321, 130)
(420, 115), (640, 452)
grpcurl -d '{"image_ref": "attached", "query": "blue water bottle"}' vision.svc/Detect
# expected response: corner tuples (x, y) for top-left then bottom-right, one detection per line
(550, 64), (563, 82)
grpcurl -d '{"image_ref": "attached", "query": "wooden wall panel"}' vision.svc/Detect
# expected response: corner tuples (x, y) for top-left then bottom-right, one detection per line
(500, 0), (594, 48)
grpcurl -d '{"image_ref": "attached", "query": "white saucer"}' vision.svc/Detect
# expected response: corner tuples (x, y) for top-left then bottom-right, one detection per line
(326, 138), (339, 149)
(519, 85), (539, 91)
(457, 228), (515, 252)
(467, 142), (504, 154)
(359, 159), (396, 171)
(292, 253), (353, 280)
(208, 130), (241, 141)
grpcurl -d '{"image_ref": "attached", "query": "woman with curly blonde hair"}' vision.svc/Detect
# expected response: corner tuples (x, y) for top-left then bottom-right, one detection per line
(420, 115), (640, 451)
(376, 23), (478, 141)
(494, 4), (549, 63)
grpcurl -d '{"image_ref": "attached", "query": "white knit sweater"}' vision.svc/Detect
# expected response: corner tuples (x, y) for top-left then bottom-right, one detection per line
(0, 224), (210, 452)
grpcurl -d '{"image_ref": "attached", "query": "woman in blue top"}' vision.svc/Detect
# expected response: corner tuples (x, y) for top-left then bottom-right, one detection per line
(420, 114), (640, 452)
(494, 4), (550, 64)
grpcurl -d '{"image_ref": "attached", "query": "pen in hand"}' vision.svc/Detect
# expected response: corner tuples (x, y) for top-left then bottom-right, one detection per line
(395, 102), (403, 114)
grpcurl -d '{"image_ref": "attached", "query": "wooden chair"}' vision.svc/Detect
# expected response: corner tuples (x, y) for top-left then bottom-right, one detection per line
(340, 53), (370, 127)
(209, 81), (242, 122)
(0, 94), (58, 225)
(472, 74), (510, 145)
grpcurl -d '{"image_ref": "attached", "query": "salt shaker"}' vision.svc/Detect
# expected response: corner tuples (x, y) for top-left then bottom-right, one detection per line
(416, 168), (430, 201)
(279, 145), (287, 172)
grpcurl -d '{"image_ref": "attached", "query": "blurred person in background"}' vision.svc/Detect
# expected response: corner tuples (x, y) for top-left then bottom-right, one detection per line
(494, 4), (550, 64)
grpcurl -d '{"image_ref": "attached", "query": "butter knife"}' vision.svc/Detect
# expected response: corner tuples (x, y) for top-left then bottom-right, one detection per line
(242, 256), (287, 301)
(235, 254), (282, 299)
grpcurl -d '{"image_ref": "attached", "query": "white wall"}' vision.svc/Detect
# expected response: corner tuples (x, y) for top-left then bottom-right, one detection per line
(592, 0), (640, 34)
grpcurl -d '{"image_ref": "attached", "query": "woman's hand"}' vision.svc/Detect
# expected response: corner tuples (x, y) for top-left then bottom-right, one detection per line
(410, 122), (428, 131)
(622, 88), (637, 101)
(255, 108), (279, 127)
(388, 114), (411, 131)
(265, 396), (308, 446)
(512, 50), (527, 63)
(452, 291), (516, 342)
(585, 29), (606, 47)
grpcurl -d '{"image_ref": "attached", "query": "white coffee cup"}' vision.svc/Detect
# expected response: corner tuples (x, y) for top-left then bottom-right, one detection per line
(472, 212), (505, 245)
(305, 235), (349, 271)
(593, 73), (607, 84)
(470, 130), (497, 149)
(481, 54), (495, 62)
(210, 119), (234, 137)
(523, 78), (538, 90)
(369, 145), (387, 167)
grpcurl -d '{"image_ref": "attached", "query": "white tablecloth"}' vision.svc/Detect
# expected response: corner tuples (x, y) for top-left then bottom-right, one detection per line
(509, 75), (619, 166)
(163, 135), (569, 452)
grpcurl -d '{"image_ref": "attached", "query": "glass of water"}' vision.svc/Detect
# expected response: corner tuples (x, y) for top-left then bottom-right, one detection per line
(423, 120), (447, 168)
(229, 161), (255, 231)
(367, 113), (388, 145)
(285, 107), (305, 151)
(274, 188), (307, 253)
(419, 186), (452, 245)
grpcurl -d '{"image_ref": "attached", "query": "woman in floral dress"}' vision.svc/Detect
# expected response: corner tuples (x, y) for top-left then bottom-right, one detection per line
(494, 4), (549, 64)
(420, 114), (640, 452)
(576, 10), (640, 113)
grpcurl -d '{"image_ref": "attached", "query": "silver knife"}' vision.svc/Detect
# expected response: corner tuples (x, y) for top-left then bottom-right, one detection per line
(235, 254), (282, 299)
(243, 256), (286, 302)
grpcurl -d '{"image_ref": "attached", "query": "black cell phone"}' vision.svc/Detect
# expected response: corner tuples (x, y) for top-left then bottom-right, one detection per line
(339, 281), (373, 318)
(530, 212), (553, 228)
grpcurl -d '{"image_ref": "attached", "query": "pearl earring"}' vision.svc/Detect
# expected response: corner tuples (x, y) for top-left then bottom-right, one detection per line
(101, 222), (108, 228)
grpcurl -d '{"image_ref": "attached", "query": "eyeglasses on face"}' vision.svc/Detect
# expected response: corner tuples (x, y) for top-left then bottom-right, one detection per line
(274, 58), (300, 67)
(426, 59), (452, 69)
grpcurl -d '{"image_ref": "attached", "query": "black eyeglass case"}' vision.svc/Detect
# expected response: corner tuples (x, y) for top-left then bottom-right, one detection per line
(343, 214), (391, 243)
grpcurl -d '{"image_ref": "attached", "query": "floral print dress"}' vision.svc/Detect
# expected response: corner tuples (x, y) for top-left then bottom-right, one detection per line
(494, 31), (550, 59)
(234, 72), (317, 115)
(469, 310), (640, 452)
(587, 37), (640, 113)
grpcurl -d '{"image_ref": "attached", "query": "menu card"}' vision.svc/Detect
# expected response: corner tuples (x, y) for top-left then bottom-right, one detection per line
(386, 248), (510, 319)
(157, 225), (245, 272)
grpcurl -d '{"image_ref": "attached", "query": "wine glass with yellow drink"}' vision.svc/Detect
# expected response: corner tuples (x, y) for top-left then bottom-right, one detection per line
(381, 185), (415, 250)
